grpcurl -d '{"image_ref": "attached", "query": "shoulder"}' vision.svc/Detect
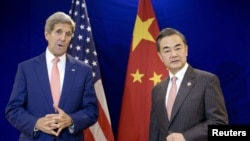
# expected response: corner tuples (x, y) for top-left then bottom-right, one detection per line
(152, 77), (169, 91)
(18, 53), (45, 67)
(193, 68), (217, 78)
(190, 66), (220, 83)
(66, 54), (92, 70)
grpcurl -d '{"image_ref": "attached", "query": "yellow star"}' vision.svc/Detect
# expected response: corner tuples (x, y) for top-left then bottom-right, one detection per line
(132, 15), (155, 52)
(149, 72), (163, 86)
(131, 69), (145, 83)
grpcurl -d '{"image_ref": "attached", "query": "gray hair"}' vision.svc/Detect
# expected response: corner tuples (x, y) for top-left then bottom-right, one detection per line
(44, 11), (75, 34)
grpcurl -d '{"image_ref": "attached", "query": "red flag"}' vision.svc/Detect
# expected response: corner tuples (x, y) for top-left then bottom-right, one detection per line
(68, 0), (114, 141)
(117, 0), (168, 141)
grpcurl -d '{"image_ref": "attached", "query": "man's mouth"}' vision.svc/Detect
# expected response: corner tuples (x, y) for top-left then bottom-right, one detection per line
(57, 44), (64, 48)
(171, 60), (179, 63)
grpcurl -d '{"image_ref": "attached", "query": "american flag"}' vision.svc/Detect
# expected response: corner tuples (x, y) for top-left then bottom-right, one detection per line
(68, 0), (114, 140)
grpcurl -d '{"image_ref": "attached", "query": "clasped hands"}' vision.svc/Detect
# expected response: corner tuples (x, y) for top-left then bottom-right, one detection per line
(35, 105), (73, 136)
(166, 133), (186, 141)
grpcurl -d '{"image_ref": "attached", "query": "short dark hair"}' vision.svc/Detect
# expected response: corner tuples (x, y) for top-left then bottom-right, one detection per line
(156, 28), (187, 52)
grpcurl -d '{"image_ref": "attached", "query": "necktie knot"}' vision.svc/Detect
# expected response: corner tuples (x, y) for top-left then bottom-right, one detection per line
(53, 57), (60, 64)
(171, 76), (177, 83)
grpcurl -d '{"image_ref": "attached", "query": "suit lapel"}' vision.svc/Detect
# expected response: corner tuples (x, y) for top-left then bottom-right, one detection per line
(170, 66), (196, 121)
(158, 78), (171, 125)
(59, 54), (77, 107)
(35, 53), (55, 112)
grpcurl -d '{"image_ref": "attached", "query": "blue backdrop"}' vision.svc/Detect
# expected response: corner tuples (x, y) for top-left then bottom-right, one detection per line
(1, 0), (250, 140)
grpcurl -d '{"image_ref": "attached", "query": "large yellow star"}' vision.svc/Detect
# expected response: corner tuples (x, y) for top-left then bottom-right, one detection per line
(149, 72), (162, 86)
(132, 15), (155, 52)
(131, 69), (145, 83)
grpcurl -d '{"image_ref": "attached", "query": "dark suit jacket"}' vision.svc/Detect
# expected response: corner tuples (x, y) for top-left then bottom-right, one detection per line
(149, 65), (228, 141)
(5, 52), (98, 141)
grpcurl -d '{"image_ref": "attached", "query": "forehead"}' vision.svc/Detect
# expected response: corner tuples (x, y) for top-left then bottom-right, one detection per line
(53, 23), (73, 32)
(160, 34), (183, 48)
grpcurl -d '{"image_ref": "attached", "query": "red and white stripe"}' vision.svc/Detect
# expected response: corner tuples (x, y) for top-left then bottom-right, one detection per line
(84, 80), (114, 141)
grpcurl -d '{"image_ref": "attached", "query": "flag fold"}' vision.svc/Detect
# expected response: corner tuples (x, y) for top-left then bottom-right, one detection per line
(68, 0), (114, 141)
(117, 0), (168, 140)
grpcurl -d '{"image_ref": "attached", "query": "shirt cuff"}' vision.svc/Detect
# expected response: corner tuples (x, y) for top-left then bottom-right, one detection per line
(68, 122), (75, 133)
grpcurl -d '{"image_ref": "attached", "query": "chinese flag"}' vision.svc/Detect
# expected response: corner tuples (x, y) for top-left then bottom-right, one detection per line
(117, 0), (168, 141)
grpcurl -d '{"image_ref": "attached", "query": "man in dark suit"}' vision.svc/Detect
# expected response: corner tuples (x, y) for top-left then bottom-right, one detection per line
(149, 28), (228, 141)
(5, 11), (98, 141)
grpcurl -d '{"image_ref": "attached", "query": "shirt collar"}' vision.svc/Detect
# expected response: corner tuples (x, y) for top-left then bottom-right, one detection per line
(168, 63), (188, 80)
(46, 47), (66, 63)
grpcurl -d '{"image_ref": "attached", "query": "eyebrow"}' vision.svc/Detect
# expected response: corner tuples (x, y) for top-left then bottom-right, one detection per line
(162, 43), (181, 49)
